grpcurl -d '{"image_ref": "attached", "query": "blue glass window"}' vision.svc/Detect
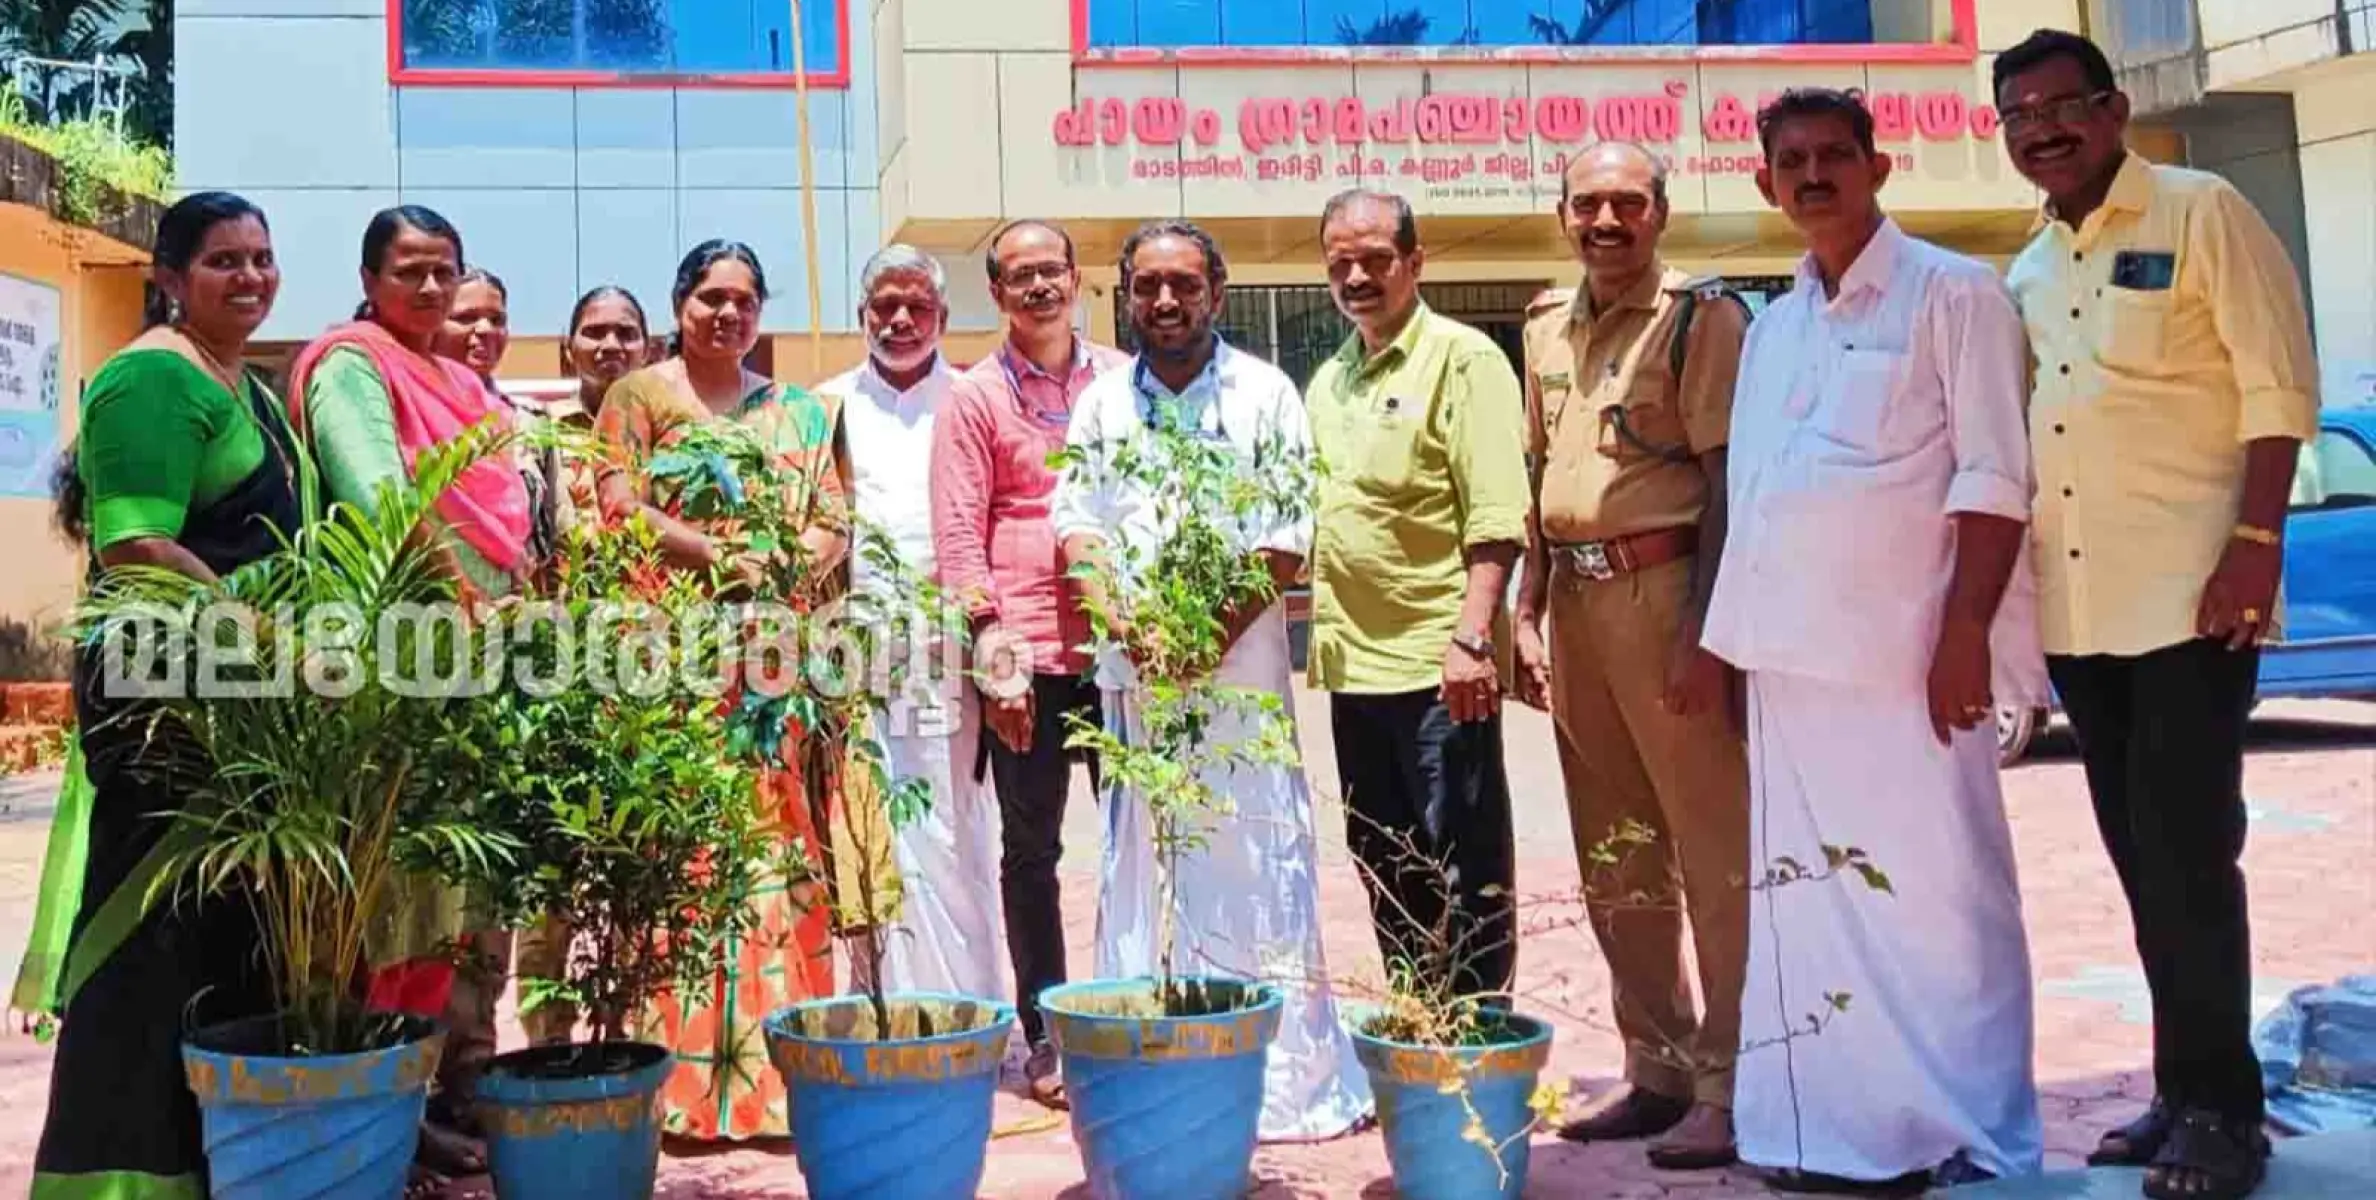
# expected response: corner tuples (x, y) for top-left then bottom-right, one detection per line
(1085, 0), (1895, 49)
(399, 0), (843, 77)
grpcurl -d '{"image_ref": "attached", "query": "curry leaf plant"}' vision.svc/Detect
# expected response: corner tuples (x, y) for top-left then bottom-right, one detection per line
(1049, 418), (1316, 1014)
(70, 425), (520, 1055)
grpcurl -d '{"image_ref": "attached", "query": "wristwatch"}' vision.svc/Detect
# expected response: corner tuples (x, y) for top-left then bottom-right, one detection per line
(1451, 628), (1495, 658)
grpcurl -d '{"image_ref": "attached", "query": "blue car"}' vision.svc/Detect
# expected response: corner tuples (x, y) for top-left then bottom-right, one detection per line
(1999, 408), (2376, 763)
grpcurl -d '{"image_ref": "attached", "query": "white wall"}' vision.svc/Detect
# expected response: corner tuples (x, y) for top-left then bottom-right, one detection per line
(2292, 65), (2376, 407)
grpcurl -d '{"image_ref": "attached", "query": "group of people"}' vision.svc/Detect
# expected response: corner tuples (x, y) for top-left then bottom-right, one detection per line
(27, 25), (2306, 1200)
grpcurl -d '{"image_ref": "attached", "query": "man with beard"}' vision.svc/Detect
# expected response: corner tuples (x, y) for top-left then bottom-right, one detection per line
(1513, 142), (1749, 1169)
(1050, 219), (1370, 1139)
(1701, 89), (2045, 1191)
(1997, 30), (2317, 1200)
(1304, 190), (1528, 1003)
(818, 245), (1011, 1004)
(930, 220), (1126, 1109)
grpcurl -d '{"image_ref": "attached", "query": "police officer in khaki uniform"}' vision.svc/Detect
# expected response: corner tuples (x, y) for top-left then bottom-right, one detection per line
(1512, 141), (1750, 1170)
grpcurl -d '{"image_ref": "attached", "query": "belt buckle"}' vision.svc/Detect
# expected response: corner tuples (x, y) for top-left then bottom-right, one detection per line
(1567, 542), (1617, 582)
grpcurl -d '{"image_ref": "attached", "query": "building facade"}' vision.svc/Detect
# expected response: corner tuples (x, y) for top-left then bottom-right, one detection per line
(2088, 0), (2376, 412)
(175, 0), (2082, 385)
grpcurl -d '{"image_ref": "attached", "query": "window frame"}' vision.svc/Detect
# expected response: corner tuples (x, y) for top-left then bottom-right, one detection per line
(1071, 0), (1978, 67)
(388, 0), (852, 90)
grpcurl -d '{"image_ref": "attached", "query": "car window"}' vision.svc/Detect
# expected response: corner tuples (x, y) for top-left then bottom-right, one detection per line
(2298, 429), (2376, 511)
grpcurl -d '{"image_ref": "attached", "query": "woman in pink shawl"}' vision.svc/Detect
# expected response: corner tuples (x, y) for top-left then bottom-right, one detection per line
(286, 204), (530, 1189)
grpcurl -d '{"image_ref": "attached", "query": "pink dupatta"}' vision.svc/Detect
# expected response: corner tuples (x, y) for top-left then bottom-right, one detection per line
(288, 320), (531, 574)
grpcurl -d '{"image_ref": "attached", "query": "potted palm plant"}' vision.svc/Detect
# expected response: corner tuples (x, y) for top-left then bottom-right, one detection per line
(72, 431), (520, 1199)
(1029, 422), (1313, 1200)
(760, 527), (1014, 1200)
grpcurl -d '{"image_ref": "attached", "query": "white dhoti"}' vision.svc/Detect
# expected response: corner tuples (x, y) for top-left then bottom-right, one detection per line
(869, 678), (1013, 1004)
(1092, 608), (1374, 1142)
(1735, 668), (2042, 1181)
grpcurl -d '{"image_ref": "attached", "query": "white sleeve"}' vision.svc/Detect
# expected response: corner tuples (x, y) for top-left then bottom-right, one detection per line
(1933, 273), (2035, 521)
(1048, 384), (1113, 543)
(1255, 373), (1315, 560)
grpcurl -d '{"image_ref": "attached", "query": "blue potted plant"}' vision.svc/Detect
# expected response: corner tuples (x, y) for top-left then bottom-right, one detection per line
(763, 529), (1014, 1200)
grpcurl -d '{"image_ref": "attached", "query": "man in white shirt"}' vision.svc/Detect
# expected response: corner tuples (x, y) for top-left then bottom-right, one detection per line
(818, 244), (1010, 1003)
(1049, 221), (1370, 1140)
(1700, 88), (2046, 1192)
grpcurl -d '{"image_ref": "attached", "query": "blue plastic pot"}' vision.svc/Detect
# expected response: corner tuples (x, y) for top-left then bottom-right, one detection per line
(180, 1012), (444, 1200)
(1349, 1010), (1555, 1200)
(763, 993), (1014, 1200)
(1040, 977), (1284, 1200)
(474, 1040), (673, 1200)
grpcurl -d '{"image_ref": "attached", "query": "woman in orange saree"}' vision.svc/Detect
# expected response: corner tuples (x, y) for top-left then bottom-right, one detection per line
(594, 239), (843, 1141)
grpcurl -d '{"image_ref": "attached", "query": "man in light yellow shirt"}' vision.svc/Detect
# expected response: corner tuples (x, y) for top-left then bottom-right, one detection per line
(1999, 30), (2318, 1200)
(1305, 189), (1530, 1000)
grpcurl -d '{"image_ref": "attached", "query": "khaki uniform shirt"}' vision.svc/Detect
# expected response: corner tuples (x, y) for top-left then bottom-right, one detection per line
(1306, 305), (1532, 694)
(1522, 264), (1745, 543)
(2008, 153), (2320, 657)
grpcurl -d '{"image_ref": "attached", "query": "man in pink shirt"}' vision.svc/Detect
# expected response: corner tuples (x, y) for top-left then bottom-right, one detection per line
(929, 219), (1126, 1109)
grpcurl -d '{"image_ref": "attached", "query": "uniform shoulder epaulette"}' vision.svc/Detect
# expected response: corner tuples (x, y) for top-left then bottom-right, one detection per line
(1672, 273), (1730, 300)
(1524, 287), (1575, 318)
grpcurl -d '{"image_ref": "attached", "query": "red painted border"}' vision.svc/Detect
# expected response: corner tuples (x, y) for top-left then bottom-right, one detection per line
(1069, 0), (1979, 68)
(387, 0), (853, 90)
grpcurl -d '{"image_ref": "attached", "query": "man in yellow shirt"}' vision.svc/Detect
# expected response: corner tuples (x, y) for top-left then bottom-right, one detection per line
(1305, 189), (1530, 1001)
(1999, 29), (2319, 1200)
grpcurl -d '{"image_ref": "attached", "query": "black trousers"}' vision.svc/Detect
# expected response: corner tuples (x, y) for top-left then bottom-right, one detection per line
(987, 672), (1103, 1046)
(1331, 689), (1518, 1001)
(2049, 638), (2264, 1122)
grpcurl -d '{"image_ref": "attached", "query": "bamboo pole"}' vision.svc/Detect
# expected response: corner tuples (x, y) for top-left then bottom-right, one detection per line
(788, 0), (827, 383)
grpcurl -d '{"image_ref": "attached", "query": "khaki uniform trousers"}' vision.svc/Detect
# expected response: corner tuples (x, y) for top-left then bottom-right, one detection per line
(1547, 553), (1750, 1109)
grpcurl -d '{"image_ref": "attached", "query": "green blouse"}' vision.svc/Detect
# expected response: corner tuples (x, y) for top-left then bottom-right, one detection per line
(77, 350), (272, 551)
(302, 345), (514, 598)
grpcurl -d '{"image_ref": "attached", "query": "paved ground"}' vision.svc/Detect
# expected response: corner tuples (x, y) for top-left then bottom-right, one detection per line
(1, 691), (2371, 1198)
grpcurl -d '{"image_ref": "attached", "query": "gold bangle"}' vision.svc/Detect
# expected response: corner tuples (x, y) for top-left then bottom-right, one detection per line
(2233, 524), (2281, 547)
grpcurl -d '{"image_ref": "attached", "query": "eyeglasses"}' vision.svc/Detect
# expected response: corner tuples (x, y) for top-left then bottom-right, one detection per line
(866, 297), (942, 323)
(1128, 272), (1208, 303)
(2001, 92), (2113, 134)
(998, 262), (1073, 288)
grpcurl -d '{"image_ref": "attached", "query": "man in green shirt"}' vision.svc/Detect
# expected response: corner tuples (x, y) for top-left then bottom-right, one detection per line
(1305, 189), (1530, 999)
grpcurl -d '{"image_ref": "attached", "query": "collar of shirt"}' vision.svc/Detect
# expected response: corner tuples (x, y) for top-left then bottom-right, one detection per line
(1340, 303), (1435, 380)
(1793, 217), (1909, 312)
(1131, 337), (1235, 436)
(1571, 260), (1668, 326)
(2031, 150), (2155, 247)
(852, 352), (954, 413)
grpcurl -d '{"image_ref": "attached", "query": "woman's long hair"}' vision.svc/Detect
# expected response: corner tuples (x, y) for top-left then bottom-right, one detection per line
(59, 191), (272, 546)
(352, 204), (465, 321)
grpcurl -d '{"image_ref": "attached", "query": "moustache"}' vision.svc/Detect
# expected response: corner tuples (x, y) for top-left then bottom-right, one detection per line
(2024, 136), (2081, 158)
(1587, 230), (1633, 247)
(1022, 286), (1063, 307)
(1795, 184), (1838, 204)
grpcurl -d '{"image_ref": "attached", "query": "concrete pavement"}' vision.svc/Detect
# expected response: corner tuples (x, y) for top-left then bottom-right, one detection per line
(1, 693), (2370, 1198)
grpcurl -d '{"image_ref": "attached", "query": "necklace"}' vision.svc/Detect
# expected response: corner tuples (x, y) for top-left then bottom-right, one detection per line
(175, 324), (247, 397)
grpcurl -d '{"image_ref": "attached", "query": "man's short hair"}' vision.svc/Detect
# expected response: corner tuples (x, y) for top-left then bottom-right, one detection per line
(1992, 28), (2119, 99)
(1558, 142), (1670, 206)
(1118, 220), (1228, 291)
(984, 220), (1076, 285)
(1756, 87), (1878, 157)
(859, 243), (946, 302)
(1319, 189), (1419, 256)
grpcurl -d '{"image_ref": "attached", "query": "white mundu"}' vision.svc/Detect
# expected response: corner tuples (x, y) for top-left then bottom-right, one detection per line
(1702, 219), (2048, 1182)
(824, 355), (1011, 1004)
(1050, 340), (1373, 1141)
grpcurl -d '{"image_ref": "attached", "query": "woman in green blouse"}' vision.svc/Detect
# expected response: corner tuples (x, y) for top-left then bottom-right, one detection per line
(31, 191), (305, 1200)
